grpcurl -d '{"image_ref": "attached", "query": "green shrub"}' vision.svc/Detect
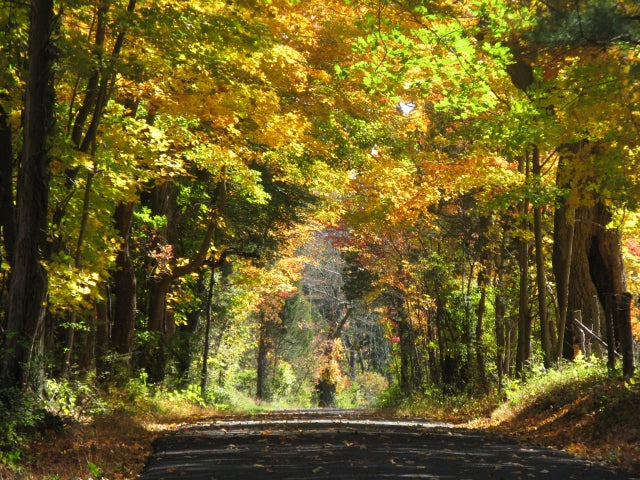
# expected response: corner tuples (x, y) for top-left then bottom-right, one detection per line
(0, 389), (56, 470)
(338, 372), (389, 408)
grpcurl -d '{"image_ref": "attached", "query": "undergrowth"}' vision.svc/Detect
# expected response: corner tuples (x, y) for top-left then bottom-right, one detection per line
(381, 357), (640, 473)
(2, 359), (639, 478)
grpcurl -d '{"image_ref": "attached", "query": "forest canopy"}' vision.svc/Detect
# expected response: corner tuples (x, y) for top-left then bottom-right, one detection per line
(0, 0), (639, 419)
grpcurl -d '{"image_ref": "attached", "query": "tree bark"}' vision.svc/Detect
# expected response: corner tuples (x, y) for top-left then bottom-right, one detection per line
(493, 234), (508, 388)
(0, 104), (15, 266)
(532, 147), (552, 368)
(516, 154), (531, 376)
(112, 202), (137, 355)
(616, 292), (635, 377)
(256, 318), (268, 400)
(475, 268), (489, 394)
(200, 268), (216, 398)
(553, 143), (630, 369)
(1, 0), (55, 392)
(95, 285), (110, 379)
(142, 179), (225, 382)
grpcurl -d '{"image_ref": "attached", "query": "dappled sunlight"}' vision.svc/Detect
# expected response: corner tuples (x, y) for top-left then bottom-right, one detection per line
(140, 409), (633, 480)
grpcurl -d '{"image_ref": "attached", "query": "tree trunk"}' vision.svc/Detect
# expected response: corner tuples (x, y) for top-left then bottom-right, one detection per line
(256, 318), (268, 400)
(1, 0), (55, 392)
(94, 285), (110, 380)
(553, 143), (630, 369)
(112, 202), (137, 355)
(144, 276), (172, 382)
(200, 268), (216, 399)
(77, 309), (96, 376)
(616, 292), (635, 377)
(516, 155), (531, 376)
(494, 240), (507, 387)
(475, 268), (489, 394)
(142, 183), (221, 382)
(532, 146), (552, 368)
(0, 104), (15, 266)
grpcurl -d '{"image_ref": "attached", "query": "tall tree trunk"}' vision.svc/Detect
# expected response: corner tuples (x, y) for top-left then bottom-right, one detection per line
(94, 284), (110, 380)
(142, 179), (225, 382)
(494, 237), (507, 387)
(616, 292), (635, 377)
(1, 0), (55, 392)
(112, 202), (137, 355)
(516, 154), (531, 376)
(532, 146), (552, 368)
(256, 317), (268, 400)
(475, 268), (489, 394)
(200, 268), (216, 398)
(553, 143), (630, 370)
(0, 104), (15, 266)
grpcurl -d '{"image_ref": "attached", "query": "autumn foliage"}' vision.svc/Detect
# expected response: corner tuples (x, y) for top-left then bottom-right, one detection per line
(1, 0), (640, 476)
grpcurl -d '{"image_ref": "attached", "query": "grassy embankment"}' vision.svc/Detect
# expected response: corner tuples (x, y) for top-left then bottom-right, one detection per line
(389, 359), (640, 474)
(1, 359), (638, 479)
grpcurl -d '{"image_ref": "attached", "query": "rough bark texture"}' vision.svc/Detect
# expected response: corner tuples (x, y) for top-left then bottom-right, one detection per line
(553, 145), (631, 371)
(1, 0), (55, 391)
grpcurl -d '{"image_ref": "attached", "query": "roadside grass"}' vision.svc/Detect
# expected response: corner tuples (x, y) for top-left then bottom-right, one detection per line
(0, 382), (311, 479)
(0, 384), (219, 480)
(486, 359), (640, 474)
(381, 358), (640, 474)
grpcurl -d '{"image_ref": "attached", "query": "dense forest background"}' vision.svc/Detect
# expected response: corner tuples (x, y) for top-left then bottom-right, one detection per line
(1, 0), (640, 453)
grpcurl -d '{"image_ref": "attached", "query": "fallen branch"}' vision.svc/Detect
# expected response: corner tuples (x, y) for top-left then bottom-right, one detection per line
(573, 316), (622, 359)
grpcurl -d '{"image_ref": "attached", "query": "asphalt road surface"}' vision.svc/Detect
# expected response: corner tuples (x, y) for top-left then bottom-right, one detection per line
(139, 409), (636, 479)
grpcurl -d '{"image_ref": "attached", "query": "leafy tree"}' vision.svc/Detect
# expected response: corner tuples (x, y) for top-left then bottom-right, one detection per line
(1, 0), (56, 393)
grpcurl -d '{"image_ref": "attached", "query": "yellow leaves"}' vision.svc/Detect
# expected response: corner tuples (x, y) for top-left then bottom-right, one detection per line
(259, 43), (309, 93)
(47, 265), (105, 313)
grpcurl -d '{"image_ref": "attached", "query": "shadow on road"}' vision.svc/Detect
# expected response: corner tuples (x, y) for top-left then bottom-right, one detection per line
(140, 409), (636, 479)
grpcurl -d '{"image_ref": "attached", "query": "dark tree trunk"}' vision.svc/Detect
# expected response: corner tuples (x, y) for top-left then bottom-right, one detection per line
(112, 202), (137, 355)
(0, 104), (15, 266)
(317, 379), (336, 408)
(616, 292), (635, 377)
(256, 319), (268, 400)
(94, 285), (110, 379)
(144, 276), (171, 383)
(532, 147), (552, 368)
(1, 0), (55, 391)
(141, 178), (224, 383)
(175, 276), (204, 387)
(398, 317), (412, 394)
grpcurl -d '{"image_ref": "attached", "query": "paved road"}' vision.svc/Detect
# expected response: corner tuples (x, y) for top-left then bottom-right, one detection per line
(140, 409), (636, 479)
